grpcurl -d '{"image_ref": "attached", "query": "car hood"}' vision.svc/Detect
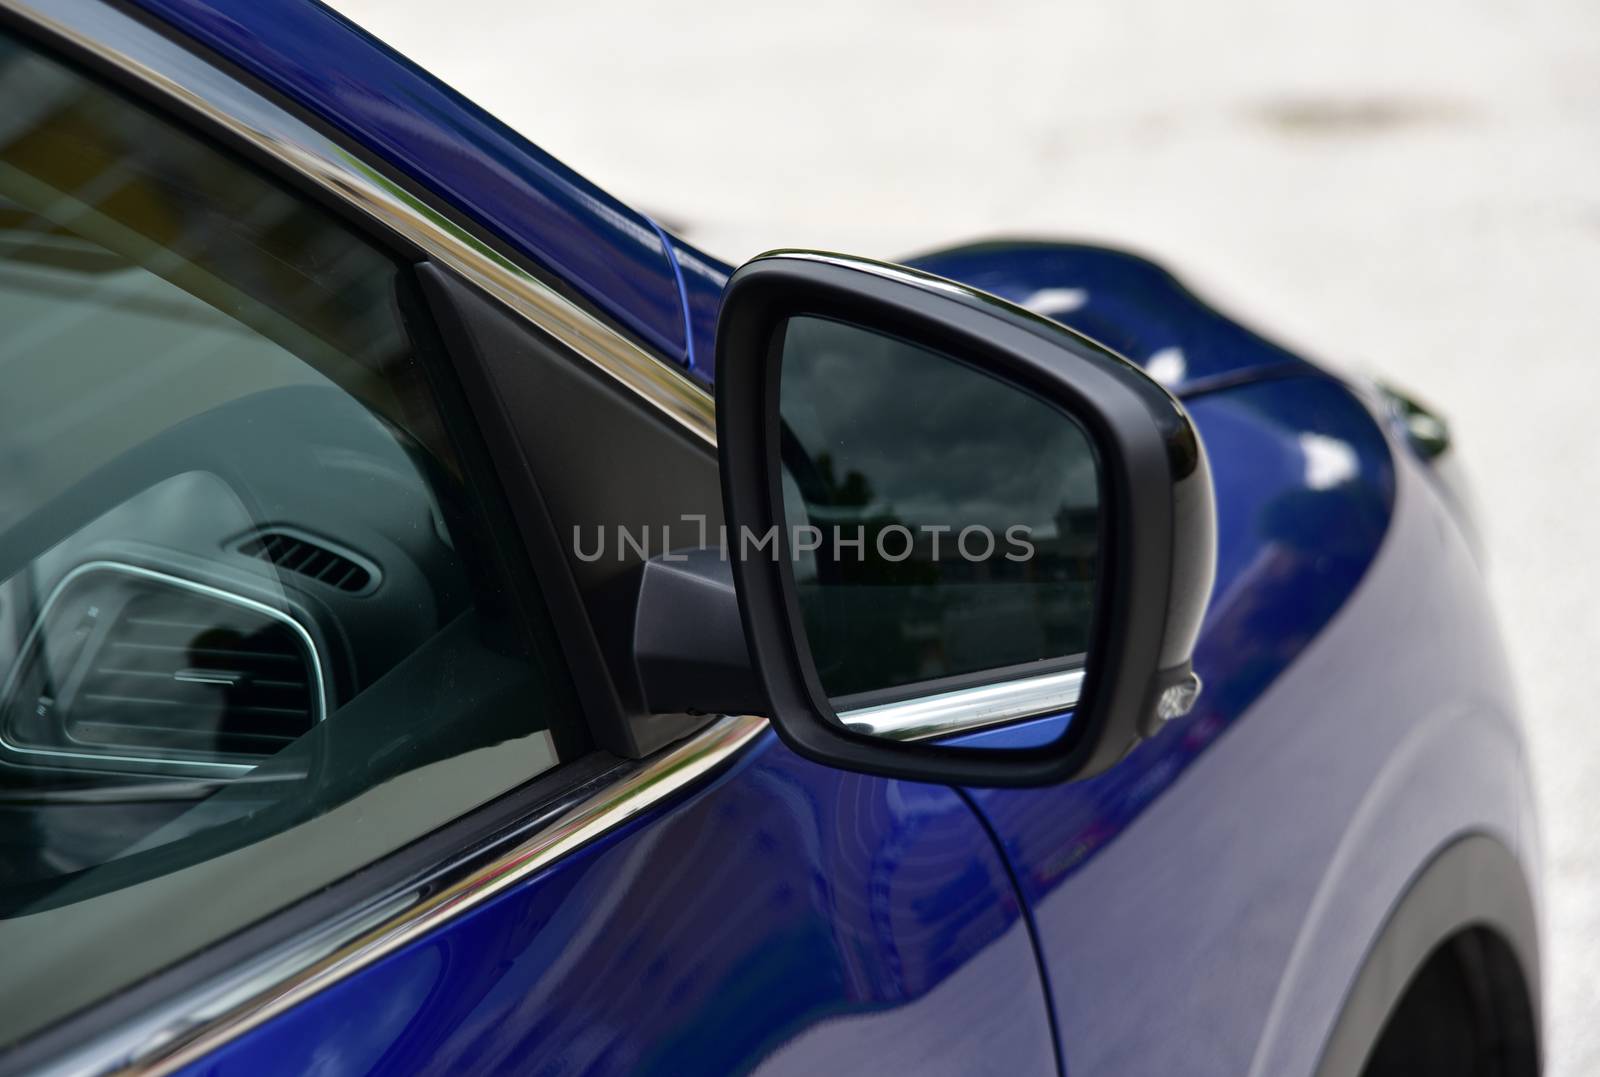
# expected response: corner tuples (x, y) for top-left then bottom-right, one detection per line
(902, 240), (1318, 396)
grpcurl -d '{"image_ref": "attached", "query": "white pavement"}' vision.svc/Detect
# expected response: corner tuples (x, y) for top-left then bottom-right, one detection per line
(330, 2), (1600, 1070)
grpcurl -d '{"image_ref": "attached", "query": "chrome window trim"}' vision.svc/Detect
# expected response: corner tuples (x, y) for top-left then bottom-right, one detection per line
(33, 714), (768, 1077)
(0, 560), (329, 776)
(838, 667), (1083, 741)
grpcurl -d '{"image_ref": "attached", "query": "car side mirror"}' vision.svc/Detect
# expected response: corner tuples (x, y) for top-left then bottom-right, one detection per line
(701, 251), (1215, 787)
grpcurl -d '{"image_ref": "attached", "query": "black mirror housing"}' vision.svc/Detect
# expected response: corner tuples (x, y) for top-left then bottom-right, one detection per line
(713, 251), (1216, 787)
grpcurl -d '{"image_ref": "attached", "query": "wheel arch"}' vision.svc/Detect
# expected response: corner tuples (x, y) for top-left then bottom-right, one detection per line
(1314, 832), (1541, 1077)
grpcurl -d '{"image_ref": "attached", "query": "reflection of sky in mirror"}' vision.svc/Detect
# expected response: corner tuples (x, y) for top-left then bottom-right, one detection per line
(779, 316), (1098, 537)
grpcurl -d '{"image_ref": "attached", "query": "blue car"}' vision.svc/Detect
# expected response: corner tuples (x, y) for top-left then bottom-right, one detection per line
(0, 1), (1540, 1075)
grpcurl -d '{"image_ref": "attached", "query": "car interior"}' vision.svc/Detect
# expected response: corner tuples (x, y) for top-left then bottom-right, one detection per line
(0, 27), (570, 928)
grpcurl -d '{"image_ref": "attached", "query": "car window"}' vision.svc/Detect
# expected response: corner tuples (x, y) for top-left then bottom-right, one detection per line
(0, 28), (581, 1042)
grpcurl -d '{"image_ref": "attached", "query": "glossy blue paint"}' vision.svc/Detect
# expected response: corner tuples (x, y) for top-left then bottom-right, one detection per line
(124, 0), (692, 365)
(674, 239), (730, 385)
(904, 241), (1319, 394)
(176, 739), (1057, 1077)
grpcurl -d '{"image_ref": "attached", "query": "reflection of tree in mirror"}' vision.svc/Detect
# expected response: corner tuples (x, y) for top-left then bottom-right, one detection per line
(1036, 502), (1098, 582)
(814, 454), (871, 508)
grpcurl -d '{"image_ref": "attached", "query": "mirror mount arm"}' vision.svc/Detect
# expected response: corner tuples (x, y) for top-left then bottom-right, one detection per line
(630, 547), (771, 720)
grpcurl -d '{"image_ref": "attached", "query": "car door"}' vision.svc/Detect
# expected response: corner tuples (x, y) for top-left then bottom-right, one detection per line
(0, 3), (1057, 1075)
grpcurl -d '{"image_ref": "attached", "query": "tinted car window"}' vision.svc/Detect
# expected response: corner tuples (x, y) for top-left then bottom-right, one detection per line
(0, 29), (578, 1041)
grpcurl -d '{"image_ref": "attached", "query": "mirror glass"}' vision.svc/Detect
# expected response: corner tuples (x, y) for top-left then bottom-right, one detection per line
(777, 315), (1102, 737)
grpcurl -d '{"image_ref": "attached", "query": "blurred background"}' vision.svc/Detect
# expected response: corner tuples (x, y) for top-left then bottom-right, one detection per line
(329, 1), (1599, 1071)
